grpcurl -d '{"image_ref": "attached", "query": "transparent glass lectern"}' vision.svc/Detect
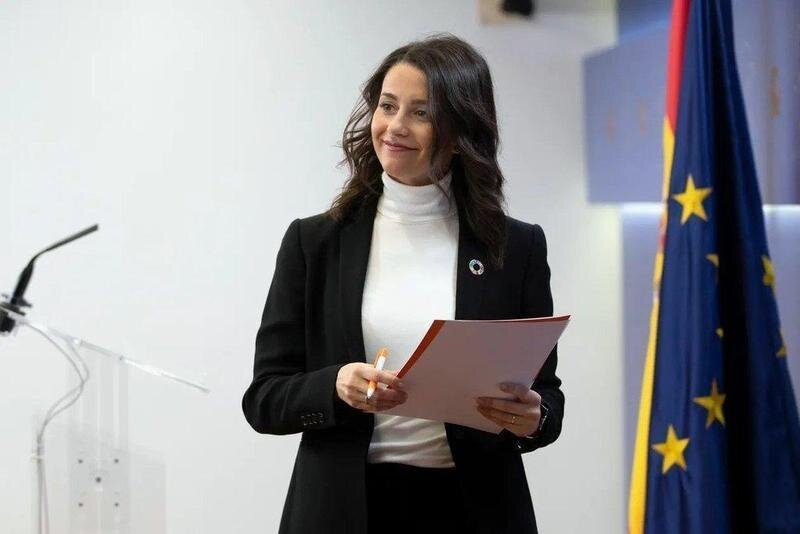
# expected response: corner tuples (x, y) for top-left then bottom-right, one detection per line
(1, 305), (209, 534)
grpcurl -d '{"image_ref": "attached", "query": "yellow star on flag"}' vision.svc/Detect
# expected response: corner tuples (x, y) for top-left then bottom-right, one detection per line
(707, 253), (719, 283)
(777, 330), (787, 358)
(672, 175), (713, 224)
(762, 255), (776, 291)
(693, 379), (726, 428)
(652, 425), (690, 474)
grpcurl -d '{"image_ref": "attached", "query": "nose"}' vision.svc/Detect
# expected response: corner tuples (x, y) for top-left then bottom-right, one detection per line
(388, 112), (410, 136)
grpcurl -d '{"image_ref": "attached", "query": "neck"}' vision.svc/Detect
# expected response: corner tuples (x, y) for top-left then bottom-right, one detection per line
(377, 169), (455, 222)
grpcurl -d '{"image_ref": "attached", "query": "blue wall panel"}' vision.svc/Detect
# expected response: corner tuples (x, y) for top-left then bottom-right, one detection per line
(616, 0), (670, 38)
(585, 0), (800, 205)
(583, 24), (668, 203)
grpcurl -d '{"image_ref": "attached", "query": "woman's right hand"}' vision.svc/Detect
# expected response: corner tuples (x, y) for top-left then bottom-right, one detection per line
(336, 363), (408, 413)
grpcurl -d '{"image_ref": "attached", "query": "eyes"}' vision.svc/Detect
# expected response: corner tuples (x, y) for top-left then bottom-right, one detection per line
(378, 102), (429, 119)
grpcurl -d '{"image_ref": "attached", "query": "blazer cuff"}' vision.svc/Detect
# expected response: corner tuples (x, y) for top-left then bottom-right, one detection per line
(503, 399), (556, 454)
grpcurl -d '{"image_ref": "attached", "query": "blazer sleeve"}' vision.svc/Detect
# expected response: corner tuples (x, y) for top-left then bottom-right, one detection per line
(501, 223), (565, 454)
(242, 218), (352, 435)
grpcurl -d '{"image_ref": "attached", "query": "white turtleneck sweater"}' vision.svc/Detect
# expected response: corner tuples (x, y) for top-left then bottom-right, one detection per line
(363, 169), (459, 468)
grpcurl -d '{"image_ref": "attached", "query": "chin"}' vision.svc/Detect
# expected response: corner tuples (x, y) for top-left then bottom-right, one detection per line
(378, 159), (398, 174)
(380, 164), (409, 180)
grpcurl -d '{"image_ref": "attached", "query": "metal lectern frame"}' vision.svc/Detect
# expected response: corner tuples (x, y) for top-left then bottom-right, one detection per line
(1, 305), (209, 534)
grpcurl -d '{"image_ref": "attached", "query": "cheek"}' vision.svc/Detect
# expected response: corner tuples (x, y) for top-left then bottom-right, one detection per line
(371, 114), (384, 140)
(419, 128), (435, 153)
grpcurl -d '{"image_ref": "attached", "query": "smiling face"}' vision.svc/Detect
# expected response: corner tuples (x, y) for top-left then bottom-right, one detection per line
(371, 62), (453, 186)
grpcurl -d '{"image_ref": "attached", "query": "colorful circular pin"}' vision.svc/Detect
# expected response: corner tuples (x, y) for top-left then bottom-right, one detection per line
(469, 259), (484, 275)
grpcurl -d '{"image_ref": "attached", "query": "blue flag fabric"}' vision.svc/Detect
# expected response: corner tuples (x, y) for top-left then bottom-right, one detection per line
(644, 0), (800, 532)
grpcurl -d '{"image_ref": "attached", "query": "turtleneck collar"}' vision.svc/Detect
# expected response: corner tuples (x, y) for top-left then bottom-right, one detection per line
(376, 169), (456, 223)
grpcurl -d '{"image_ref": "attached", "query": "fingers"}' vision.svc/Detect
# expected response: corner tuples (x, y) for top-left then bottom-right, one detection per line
(475, 392), (539, 429)
(358, 396), (403, 412)
(499, 382), (540, 404)
(476, 394), (541, 436)
(476, 405), (509, 427)
(350, 391), (406, 413)
(341, 382), (408, 414)
(476, 396), (536, 416)
(358, 366), (406, 404)
(357, 367), (406, 400)
(363, 366), (405, 391)
(378, 387), (408, 403)
(476, 404), (531, 424)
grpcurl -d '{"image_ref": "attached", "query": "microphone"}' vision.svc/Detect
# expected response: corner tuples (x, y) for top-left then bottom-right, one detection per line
(0, 224), (99, 334)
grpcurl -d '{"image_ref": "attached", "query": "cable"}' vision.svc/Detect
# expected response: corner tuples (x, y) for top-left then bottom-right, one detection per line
(26, 323), (90, 534)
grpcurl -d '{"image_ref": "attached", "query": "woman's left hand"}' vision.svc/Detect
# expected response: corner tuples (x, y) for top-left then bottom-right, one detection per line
(475, 383), (541, 438)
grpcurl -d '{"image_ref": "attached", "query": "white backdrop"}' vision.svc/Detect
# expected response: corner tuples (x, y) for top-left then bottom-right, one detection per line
(0, 1), (621, 532)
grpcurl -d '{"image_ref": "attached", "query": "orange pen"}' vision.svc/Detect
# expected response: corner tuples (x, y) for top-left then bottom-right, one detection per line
(366, 347), (389, 400)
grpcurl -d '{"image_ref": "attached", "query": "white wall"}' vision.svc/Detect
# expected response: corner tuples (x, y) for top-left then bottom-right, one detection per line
(0, 1), (620, 532)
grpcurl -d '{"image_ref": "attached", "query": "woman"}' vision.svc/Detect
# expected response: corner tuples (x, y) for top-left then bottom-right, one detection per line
(242, 33), (564, 534)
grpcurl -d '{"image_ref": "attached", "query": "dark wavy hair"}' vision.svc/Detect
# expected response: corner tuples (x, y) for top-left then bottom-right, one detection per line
(328, 32), (508, 270)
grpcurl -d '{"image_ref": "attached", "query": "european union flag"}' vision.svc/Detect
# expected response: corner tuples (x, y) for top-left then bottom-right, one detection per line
(628, 1), (800, 532)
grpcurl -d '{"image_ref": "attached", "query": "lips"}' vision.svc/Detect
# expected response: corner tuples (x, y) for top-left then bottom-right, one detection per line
(383, 140), (415, 151)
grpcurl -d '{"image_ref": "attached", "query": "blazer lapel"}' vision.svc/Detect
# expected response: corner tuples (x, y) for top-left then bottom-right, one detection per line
(339, 196), (379, 364)
(338, 195), (487, 364)
(454, 204), (487, 321)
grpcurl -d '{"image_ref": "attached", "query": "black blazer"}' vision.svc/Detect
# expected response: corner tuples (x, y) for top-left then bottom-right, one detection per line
(242, 194), (564, 534)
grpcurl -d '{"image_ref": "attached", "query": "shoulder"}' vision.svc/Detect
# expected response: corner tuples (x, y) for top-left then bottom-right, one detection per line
(504, 214), (547, 253)
(280, 209), (341, 256)
(296, 210), (338, 235)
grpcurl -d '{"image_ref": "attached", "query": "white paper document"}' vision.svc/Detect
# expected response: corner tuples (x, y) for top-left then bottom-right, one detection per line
(381, 315), (570, 433)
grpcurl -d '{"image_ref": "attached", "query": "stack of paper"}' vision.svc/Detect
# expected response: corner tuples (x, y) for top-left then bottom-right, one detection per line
(381, 315), (570, 433)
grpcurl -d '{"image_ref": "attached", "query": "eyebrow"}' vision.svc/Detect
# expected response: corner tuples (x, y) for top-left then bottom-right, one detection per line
(380, 92), (428, 105)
